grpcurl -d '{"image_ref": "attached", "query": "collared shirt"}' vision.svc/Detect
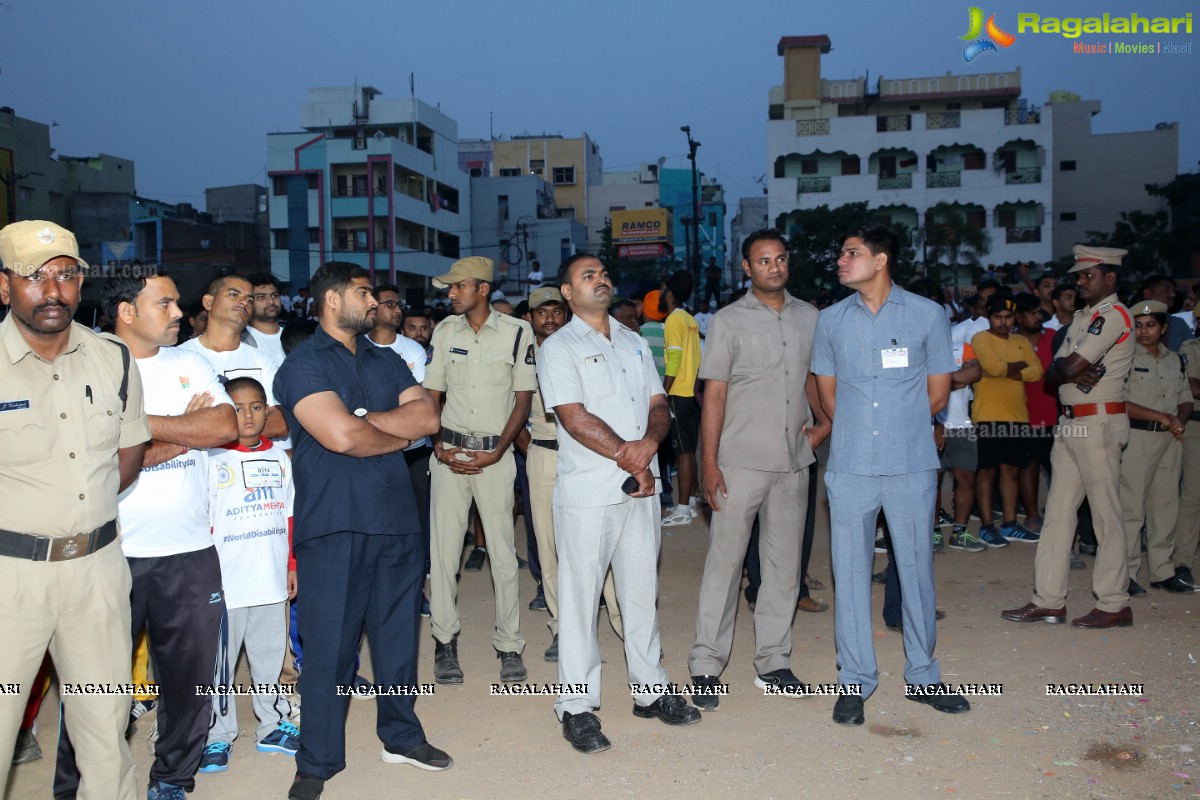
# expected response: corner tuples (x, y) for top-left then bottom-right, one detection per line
(812, 283), (955, 476)
(1125, 344), (1190, 414)
(423, 310), (537, 436)
(698, 290), (817, 473)
(664, 308), (701, 397)
(273, 326), (420, 542)
(528, 341), (558, 441)
(1055, 292), (1134, 405)
(537, 315), (664, 507)
(0, 317), (150, 537)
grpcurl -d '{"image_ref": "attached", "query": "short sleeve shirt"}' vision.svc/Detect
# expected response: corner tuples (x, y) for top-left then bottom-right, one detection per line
(537, 316), (664, 508)
(663, 308), (701, 397)
(422, 311), (537, 436)
(698, 291), (818, 473)
(273, 326), (420, 543)
(1180, 338), (1200, 384)
(811, 284), (956, 476)
(0, 318), (150, 537)
(1055, 293), (1134, 405)
(1125, 345), (1190, 414)
(528, 342), (558, 441)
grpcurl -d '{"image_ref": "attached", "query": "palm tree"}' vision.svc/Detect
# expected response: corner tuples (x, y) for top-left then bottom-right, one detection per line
(922, 203), (991, 290)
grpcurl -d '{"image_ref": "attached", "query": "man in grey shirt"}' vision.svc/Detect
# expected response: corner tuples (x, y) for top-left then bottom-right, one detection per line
(812, 225), (968, 726)
(687, 229), (826, 707)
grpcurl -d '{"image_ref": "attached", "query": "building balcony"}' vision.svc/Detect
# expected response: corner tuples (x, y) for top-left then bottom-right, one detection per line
(796, 119), (830, 136)
(797, 176), (832, 194)
(878, 173), (912, 190)
(1005, 167), (1042, 185)
(925, 111), (961, 130)
(1006, 225), (1042, 244)
(1005, 108), (1041, 125)
(876, 115), (912, 132)
(926, 172), (961, 188)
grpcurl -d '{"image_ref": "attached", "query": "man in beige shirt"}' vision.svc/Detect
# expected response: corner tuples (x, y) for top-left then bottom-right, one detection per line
(0, 221), (150, 799)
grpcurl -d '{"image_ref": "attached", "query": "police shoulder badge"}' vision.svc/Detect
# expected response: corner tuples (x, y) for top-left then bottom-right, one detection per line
(525, 344), (536, 365)
(1087, 316), (1105, 336)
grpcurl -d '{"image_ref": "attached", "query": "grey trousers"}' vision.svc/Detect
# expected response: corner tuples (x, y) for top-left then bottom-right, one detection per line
(688, 466), (807, 677)
(208, 600), (292, 744)
(826, 470), (940, 699)
(553, 497), (670, 718)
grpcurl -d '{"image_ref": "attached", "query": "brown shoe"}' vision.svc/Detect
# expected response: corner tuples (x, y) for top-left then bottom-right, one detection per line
(1000, 602), (1067, 624)
(1070, 607), (1133, 629)
(797, 596), (828, 613)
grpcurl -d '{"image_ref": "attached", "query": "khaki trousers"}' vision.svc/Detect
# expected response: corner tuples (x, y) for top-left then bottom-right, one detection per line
(1120, 429), (1181, 582)
(1171, 423), (1200, 571)
(1033, 414), (1130, 612)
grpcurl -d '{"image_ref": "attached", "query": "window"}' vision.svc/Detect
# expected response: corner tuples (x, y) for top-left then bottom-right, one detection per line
(998, 208), (1017, 228)
(498, 167), (521, 177)
(529, 159), (545, 176)
(709, 212), (717, 228)
(307, 174), (319, 190)
(967, 209), (986, 228)
(308, 228), (320, 244)
(272, 176), (288, 196)
(801, 159), (818, 175)
(49, 192), (63, 209)
(946, 102), (962, 110)
(273, 229), (289, 249)
(498, 195), (509, 223)
(841, 157), (860, 175)
(552, 166), (576, 185)
(963, 151), (986, 170)
(1060, 212), (1077, 222)
(556, 206), (575, 219)
(469, 167), (483, 177)
(1060, 160), (1077, 171)
(18, 187), (33, 202)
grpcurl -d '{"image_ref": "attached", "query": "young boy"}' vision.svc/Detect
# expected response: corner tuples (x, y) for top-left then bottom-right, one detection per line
(199, 377), (298, 773)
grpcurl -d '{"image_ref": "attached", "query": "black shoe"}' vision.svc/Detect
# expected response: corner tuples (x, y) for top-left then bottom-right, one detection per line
(381, 741), (453, 771)
(544, 634), (559, 662)
(633, 693), (702, 725)
(517, 556), (529, 570)
(497, 650), (527, 682)
(464, 547), (486, 572)
(529, 585), (547, 611)
(689, 675), (721, 711)
(1176, 565), (1198, 588)
(1127, 579), (1147, 597)
(433, 636), (464, 685)
(753, 667), (807, 696)
(287, 772), (326, 800)
(886, 609), (947, 632)
(1078, 542), (1097, 556)
(832, 695), (865, 726)
(1150, 575), (1200, 593)
(872, 569), (887, 585)
(562, 711), (611, 754)
(906, 683), (971, 714)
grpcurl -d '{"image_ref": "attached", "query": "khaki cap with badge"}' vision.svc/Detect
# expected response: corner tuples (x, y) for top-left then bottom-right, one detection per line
(1068, 244), (1127, 273)
(1132, 300), (1169, 317)
(0, 220), (89, 276)
(528, 287), (564, 309)
(433, 256), (494, 289)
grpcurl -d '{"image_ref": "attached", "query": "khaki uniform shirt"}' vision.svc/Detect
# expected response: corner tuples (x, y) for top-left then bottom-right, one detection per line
(698, 290), (818, 473)
(1056, 293), (1135, 405)
(528, 342), (557, 441)
(424, 310), (537, 436)
(1125, 345), (1190, 414)
(0, 317), (150, 537)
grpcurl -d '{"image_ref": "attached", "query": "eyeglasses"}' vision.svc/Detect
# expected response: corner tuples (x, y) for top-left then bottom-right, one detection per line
(16, 269), (85, 284)
(378, 300), (402, 308)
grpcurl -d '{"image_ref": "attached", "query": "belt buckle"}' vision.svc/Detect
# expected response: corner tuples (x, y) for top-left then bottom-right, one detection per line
(1063, 406), (1074, 419)
(463, 434), (483, 451)
(50, 535), (84, 561)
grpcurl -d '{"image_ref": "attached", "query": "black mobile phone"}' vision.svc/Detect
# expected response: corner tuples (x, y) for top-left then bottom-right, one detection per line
(621, 475), (641, 495)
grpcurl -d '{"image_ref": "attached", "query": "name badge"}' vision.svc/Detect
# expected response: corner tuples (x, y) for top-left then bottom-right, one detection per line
(242, 459), (283, 488)
(0, 400), (31, 413)
(449, 347), (469, 356)
(881, 348), (909, 369)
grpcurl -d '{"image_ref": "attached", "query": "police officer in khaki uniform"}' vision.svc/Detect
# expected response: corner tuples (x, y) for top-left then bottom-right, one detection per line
(1172, 327), (1200, 589)
(518, 287), (623, 662)
(1003, 245), (1136, 629)
(1120, 300), (1195, 593)
(0, 221), (150, 799)
(424, 257), (536, 683)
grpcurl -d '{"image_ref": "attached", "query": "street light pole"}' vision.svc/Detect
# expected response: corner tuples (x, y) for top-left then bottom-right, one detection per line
(681, 126), (701, 283)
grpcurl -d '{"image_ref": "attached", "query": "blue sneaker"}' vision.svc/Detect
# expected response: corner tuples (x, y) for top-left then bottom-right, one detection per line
(198, 741), (231, 773)
(977, 525), (1008, 549)
(257, 721), (300, 756)
(1001, 522), (1041, 543)
(147, 782), (187, 800)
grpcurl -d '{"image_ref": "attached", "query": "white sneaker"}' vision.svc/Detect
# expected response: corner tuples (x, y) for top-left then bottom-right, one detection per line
(688, 506), (699, 519)
(661, 510), (692, 527)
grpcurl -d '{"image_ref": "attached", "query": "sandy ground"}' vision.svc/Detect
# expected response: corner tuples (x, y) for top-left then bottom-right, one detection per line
(8, 466), (1200, 800)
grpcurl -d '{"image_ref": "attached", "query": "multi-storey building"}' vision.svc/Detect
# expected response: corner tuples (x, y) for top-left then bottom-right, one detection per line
(266, 85), (471, 292)
(492, 134), (602, 227)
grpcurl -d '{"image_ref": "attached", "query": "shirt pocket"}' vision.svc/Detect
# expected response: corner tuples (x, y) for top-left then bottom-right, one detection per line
(446, 356), (469, 389)
(0, 407), (46, 467)
(581, 355), (614, 399)
(731, 332), (772, 375)
(485, 358), (514, 386)
(884, 339), (926, 381)
(84, 394), (123, 451)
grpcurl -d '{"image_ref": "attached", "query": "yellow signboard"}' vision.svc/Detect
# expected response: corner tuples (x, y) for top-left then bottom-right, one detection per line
(612, 208), (670, 244)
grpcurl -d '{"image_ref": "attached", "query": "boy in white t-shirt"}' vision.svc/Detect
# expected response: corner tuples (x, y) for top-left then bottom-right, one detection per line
(199, 377), (298, 774)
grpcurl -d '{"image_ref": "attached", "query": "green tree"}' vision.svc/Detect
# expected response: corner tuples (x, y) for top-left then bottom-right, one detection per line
(1146, 172), (1200, 274)
(922, 203), (991, 290)
(1084, 209), (1171, 282)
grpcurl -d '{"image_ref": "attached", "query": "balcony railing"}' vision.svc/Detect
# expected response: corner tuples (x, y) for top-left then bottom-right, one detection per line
(797, 176), (832, 194)
(926, 112), (961, 130)
(796, 119), (830, 136)
(926, 171), (961, 188)
(876, 114), (912, 132)
(1005, 167), (1042, 185)
(1005, 108), (1041, 125)
(878, 173), (912, 190)
(1006, 226), (1042, 243)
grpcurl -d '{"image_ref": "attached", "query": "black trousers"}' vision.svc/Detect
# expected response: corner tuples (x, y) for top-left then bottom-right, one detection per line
(55, 547), (224, 796)
(403, 445), (434, 571)
(294, 531), (426, 780)
(744, 457), (819, 602)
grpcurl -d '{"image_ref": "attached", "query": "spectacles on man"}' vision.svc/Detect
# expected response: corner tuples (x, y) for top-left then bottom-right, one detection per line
(378, 300), (402, 309)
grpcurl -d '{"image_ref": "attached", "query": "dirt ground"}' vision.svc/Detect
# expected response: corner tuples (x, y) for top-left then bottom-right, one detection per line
(8, 465), (1200, 800)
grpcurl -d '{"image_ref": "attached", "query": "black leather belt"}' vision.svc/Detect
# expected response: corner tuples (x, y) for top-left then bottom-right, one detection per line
(1129, 419), (1170, 432)
(531, 438), (558, 451)
(442, 429), (499, 452)
(0, 520), (118, 562)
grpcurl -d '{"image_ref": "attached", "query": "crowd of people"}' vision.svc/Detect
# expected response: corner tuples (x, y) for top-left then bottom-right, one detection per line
(1, 216), (1197, 799)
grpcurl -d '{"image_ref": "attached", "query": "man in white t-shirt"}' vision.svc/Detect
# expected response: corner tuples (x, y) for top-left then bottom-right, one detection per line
(53, 271), (238, 800)
(526, 261), (544, 294)
(246, 272), (287, 365)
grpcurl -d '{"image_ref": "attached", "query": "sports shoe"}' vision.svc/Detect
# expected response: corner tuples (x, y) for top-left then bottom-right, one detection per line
(932, 530), (945, 554)
(198, 741), (231, 773)
(977, 525), (1008, 549)
(147, 782), (187, 800)
(1023, 517), (1043, 533)
(434, 636), (464, 685)
(872, 569), (887, 585)
(287, 772), (325, 800)
(937, 508), (954, 527)
(11, 729), (41, 764)
(257, 721), (300, 756)
(497, 650), (527, 682)
(948, 528), (986, 553)
(1000, 522), (1040, 544)
(754, 667), (809, 696)
(661, 509), (692, 527)
(464, 547), (487, 572)
(381, 741), (453, 771)
(689, 675), (721, 711)
(529, 584), (547, 611)
(127, 698), (155, 739)
(544, 634), (559, 662)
